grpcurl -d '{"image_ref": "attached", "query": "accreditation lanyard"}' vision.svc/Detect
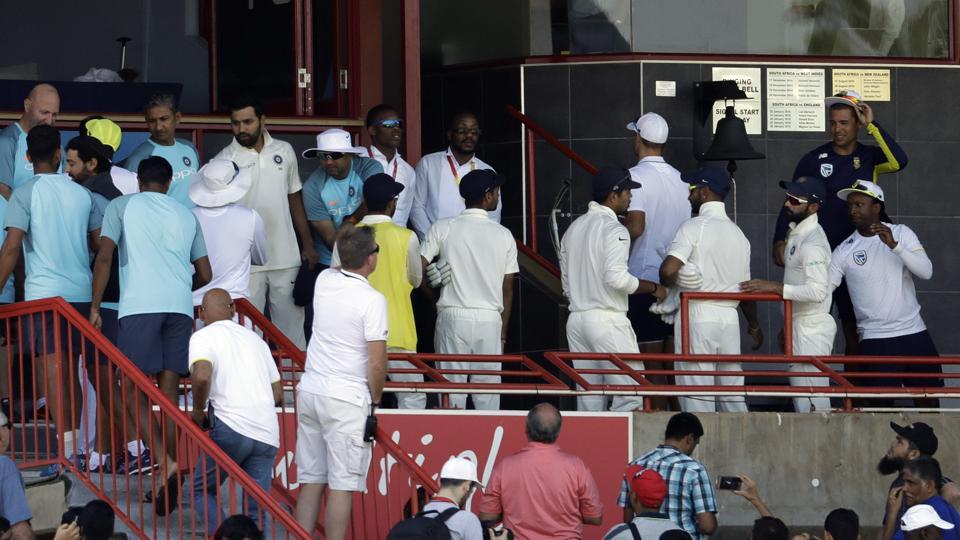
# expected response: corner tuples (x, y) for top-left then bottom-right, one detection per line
(430, 496), (460, 506)
(369, 148), (399, 179)
(446, 155), (476, 185)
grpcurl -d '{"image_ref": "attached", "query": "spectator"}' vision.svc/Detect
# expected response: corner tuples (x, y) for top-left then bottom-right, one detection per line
(878, 423), (960, 525)
(190, 288), (281, 535)
(754, 517), (790, 540)
(79, 117), (138, 196)
(731, 474), (774, 519)
(91, 156), (212, 515)
(294, 226), (388, 540)
(741, 177), (833, 412)
(619, 413), (717, 540)
(902, 505), (956, 540)
(365, 104), (416, 227)
(123, 92), (200, 206)
(411, 112), (499, 240)
(603, 465), (681, 540)
(0, 83), (60, 199)
(824, 508), (861, 540)
(214, 95), (317, 348)
(885, 458), (960, 540)
(215, 515), (264, 540)
(660, 167), (762, 412)
(0, 125), (102, 477)
(331, 174), (425, 409)
(560, 166), (663, 412)
(420, 169), (518, 410)
(479, 403), (603, 539)
(189, 159), (267, 307)
(831, 181), (940, 408)
(0, 410), (32, 540)
(420, 457), (485, 540)
(76, 500), (114, 540)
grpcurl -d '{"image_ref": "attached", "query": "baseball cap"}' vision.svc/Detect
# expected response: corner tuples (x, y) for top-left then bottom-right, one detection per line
(439, 457), (482, 487)
(592, 166), (641, 199)
(779, 176), (826, 203)
(837, 180), (884, 203)
(681, 166), (731, 197)
(625, 464), (668, 508)
(363, 173), (405, 209)
(890, 421), (938, 456)
(825, 90), (864, 110)
(459, 169), (505, 201)
(626, 112), (669, 144)
(901, 504), (955, 532)
(84, 118), (122, 153)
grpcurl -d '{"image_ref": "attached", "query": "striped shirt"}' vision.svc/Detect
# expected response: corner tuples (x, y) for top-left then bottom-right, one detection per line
(617, 445), (717, 540)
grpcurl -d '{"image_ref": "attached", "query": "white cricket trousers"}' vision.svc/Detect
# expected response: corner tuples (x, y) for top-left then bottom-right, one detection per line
(434, 307), (502, 410)
(388, 347), (427, 409)
(567, 310), (644, 412)
(790, 313), (835, 413)
(674, 304), (747, 413)
(249, 267), (305, 349)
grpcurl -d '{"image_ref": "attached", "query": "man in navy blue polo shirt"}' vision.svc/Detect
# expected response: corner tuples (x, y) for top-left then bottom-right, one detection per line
(773, 90), (907, 354)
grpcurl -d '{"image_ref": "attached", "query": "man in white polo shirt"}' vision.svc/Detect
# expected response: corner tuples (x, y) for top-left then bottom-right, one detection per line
(562, 167), (666, 412)
(830, 180), (940, 407)
(410, 112), (499, 240)
(365, 104), (416, 227)
(189, 288), (281, 536)
(294, 226), (388, 540)
(214, 95), (318, 348)
(660, 167), (762, 413)
(190, 159), (267, 306)
(740, 177), (834, 412)
(420, 169), (518, 410)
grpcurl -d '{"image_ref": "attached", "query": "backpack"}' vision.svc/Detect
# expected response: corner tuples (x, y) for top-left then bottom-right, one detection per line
(386, 507), (460, 540)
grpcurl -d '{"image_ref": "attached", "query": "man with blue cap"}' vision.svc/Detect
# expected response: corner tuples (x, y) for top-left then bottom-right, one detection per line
(740, 176), (833, 412)
(660, 166), (761, 413)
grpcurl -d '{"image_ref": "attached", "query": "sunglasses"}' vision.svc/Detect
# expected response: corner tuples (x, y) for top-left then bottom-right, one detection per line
(317, 152), (345, 161)
(377, 119), (403, 129)
(785, 194), (810, 206)
(369, 245), (380, 255)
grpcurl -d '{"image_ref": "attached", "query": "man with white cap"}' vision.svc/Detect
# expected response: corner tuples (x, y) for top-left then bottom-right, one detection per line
(214, 95), (318, 348)
(624, 112), (690, 408)
(901, 505), (957, 540)
(830, 180), (939, 407)
(190, 159), (267, 306)
(774, 90), (908, 355)
(421, 457), (485, 540)
(561, 166), (665, 412)
(660, 167), (762, 413)
(740, 177), (833, 413)
(421, 169), (517, 410)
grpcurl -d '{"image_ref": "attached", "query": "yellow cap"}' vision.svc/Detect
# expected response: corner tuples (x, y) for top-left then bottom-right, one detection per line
(85, 118), (122, 152)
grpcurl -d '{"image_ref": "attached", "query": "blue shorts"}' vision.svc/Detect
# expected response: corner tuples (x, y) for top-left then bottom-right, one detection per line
(118, 313), (193, 376)
(857, 330), (943, 388)
(100, 307), (119, 346)
(31, 302), (91, 357)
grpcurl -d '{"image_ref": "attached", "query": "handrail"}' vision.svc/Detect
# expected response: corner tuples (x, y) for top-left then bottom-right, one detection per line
(505, 105), (598, 175)
(680, 291), (792, 356)
(0, 298), (312, 539)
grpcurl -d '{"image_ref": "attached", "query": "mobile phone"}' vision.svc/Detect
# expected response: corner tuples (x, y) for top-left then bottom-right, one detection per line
(718, 476), (742, 490)
(363, 414), (378, 442)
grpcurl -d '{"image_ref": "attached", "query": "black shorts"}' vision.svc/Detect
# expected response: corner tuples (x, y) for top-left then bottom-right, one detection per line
(857, 330), (943, 388)
(31, 302), (91, 357)
(118, 313), (193, 376)
(832, 281), (855, 321)
(627, 294), (673, 343)
(100, 307), (119, 346)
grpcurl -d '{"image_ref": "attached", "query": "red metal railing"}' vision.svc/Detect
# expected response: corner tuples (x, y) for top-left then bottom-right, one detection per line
(0, 298), (311, 539)
(680, 291), (793, 355)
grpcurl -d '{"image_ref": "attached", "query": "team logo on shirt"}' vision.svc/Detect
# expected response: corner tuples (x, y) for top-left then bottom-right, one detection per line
(348, 186), (356, 197)
(853, 250), (867, 265)
(790, 246), (796, 256)
(853, 157), (861, 170)
(820, 164), (833, 177)
(273, 155), (283, 165)
(182, 156), (192, 167)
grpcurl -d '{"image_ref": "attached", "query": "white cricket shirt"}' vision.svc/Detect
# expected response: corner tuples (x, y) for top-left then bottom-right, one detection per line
(782, 213), (832, 318)
(367, 145), (417, 227)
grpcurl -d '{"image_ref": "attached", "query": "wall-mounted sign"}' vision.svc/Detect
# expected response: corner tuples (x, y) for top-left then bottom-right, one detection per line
(831, 69), (891, 101)
(712, 67), (762, 135)
(655, 80), (676, 97)
(767, 68), (825, 132)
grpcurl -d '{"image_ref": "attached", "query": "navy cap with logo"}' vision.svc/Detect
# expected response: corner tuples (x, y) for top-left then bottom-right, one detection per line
(779, 176), (826, 203)
(890, 421), (938, 456)
(592, 166), (641, 198)
(362, 173), (405, 209)
(681, 166), (731, 197)
(459, 169), (506, 201)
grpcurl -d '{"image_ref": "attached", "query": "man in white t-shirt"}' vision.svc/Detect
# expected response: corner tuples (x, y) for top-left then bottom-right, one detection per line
(189, 288), (281, 536)
(830, 180), (940, 407)
(294, 226), (388, 540)
(189, 159), (268, 306)
(420, 169), (518, 410)
(420, 457), (485, 540)
(660, 167), (762, 413)
(365, 104), (417, 227)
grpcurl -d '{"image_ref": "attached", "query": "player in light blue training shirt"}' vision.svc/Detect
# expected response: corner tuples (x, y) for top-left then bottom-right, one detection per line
(0, 83), (61, 199)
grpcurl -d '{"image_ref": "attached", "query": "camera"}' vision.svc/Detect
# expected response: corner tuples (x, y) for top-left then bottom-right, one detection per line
(718, 476), (742, 490)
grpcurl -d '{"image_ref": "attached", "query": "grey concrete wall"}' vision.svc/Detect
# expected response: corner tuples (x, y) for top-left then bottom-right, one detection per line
(632, 412), (960, 530)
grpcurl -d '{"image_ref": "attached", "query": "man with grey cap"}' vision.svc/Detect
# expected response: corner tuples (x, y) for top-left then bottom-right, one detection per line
(740, 177), (833, 412)
(901, 504), (956, 540)
(421, 457), (485, 540)
(190, 159), (267, 306)
(561, 167), (666, 412)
